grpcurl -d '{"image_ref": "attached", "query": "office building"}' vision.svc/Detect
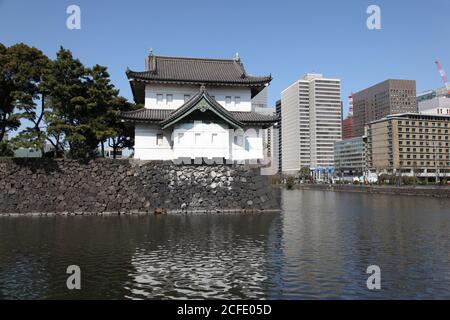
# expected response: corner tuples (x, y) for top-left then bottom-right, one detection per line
(334, 137), (366, 176)
(418, 88), (450, 116)
(417, 86), (449, 103)
(353, 79), (417, 138)
(342, 117), (354, 139)
(281, 73), (342, 174)
(342, 93), (354, 139)
(366, 113), (450, 180)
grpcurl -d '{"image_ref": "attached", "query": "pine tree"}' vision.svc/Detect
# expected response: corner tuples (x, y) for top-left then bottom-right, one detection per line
(44, 47), (91, 158)
(0, 43), (50, 155)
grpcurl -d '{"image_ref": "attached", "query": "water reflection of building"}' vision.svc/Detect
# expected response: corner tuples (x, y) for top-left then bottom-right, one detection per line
(127, 213), (279, 299)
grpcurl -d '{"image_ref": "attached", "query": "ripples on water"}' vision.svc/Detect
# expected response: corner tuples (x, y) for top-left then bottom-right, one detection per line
(1, 190), (450, 299)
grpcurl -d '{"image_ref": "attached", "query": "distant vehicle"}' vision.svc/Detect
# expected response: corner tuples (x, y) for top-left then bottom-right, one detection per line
(367, 173), (378, 184)
(357, 173), (378, 184)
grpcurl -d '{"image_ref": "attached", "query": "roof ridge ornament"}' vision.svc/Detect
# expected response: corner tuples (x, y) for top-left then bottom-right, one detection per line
(200, 85), (207, 92)
(234, 52), (240, 62)
(147, 49), (157, 74)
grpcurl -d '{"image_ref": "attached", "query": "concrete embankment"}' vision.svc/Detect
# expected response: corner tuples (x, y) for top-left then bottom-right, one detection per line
(293, 184), (450, 198)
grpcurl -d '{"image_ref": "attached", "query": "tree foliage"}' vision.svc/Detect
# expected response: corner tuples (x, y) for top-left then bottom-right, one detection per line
(0, 43), (50, 148)
(0, 43), (136, 158)
(298, 166), (311, 181)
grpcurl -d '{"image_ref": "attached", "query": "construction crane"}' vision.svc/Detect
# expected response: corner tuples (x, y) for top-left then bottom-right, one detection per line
(435, 60), (450, 95)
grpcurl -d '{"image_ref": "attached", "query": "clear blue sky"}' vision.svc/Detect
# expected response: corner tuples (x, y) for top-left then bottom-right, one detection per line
(1, 0), (450, 117)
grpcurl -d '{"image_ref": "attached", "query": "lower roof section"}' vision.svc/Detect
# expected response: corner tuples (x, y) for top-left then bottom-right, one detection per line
(119, 108), (278, 128)
(119, 87), (278, 128)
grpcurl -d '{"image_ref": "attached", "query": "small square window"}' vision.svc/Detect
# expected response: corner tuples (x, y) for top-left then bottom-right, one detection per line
(195, 133), (201, 144)
(156, 134), (163, 146)
(156, 94), (163, 104)
(184, 94), (191, 102)
(211, 133), (218, 144)
(235, 96), (241, 105)
(177, 133), (184, 144)
(234, 135), (243, 146)
(166, 94), (173, 105)
(225, 96), (232, 105)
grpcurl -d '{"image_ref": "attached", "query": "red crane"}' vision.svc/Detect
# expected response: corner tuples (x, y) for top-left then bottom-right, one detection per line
(435, 60), (450, 95)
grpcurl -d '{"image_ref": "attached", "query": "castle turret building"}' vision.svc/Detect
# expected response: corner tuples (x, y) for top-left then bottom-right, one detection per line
(120, 53), (278, 161)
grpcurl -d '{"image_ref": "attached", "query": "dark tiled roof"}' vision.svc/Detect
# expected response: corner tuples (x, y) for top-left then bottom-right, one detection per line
(119, 108), (171, 122)
(120, 108), (278, 127)
(127, 55), (272, 103)
(231, 111), (278, 123)
(127, 55), (272, 85)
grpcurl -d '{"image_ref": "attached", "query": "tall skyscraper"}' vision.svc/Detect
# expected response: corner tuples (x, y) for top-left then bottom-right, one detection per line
(342, 93), (354, 139)
(352, 79), (417, 137)
(281, 73), (342, 173)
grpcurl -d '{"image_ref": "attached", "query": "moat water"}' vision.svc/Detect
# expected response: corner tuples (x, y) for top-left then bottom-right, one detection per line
(1, 190), (450, 299)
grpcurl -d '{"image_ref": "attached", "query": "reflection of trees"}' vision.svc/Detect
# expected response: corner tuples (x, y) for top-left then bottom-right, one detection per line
(0, 216), (139, 299)
(0, 213), (280, 299)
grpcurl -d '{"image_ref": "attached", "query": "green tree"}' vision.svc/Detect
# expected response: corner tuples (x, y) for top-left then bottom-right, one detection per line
(106, 97), (139, 159)
(2, 44), (135, 159)
(299, 166), (311, 182)
(0, 43), (18, 144)
(44, 47), (91, 158)
(85, 65), (124, 158)
(0, 43), (51, 155)
(0, 141), (14, 157)
(286, 176), (295, 190)
(7, 44), (52, 153)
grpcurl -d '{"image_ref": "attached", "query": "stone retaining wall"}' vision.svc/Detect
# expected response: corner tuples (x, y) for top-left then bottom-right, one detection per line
(0, 159), (280, 215)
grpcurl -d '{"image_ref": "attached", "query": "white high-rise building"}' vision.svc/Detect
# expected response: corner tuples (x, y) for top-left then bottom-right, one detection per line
(281, 73), (342, 174)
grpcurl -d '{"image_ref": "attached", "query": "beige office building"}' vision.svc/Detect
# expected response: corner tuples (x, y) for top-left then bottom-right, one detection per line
(366, 113), (450, 179)
(281, 74), (342, 174)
